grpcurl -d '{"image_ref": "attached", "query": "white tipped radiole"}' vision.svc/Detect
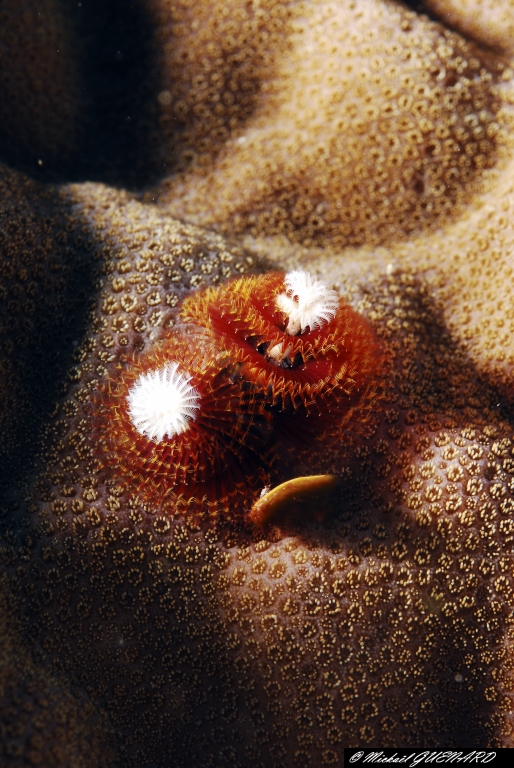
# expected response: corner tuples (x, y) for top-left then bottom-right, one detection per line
(275, 270), (339, 335)
(127, 362), (200, 442)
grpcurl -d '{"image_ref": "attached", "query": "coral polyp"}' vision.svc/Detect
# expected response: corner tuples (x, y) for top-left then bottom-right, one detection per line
(95, 328), (275, 520)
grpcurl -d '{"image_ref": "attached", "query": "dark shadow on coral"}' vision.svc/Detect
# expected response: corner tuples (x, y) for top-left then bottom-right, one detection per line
(0, 0), (165, 189)
(0, 170), (102, 521)
(27, 534), (284, 768)
(71, 0), (165, 187)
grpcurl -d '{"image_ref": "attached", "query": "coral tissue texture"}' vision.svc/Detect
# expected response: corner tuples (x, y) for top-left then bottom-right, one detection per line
(1, 1), (514, 766)
(422, 0), (514, 56)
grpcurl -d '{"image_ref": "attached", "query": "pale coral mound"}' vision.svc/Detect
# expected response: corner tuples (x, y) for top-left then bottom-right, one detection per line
(423, 0), (514, 56)
(393, 151), (514, 398)
(151, 0), (514, 249)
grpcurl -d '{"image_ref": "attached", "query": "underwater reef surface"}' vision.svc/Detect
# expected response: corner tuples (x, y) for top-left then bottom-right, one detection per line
(1, 1), (514, 765)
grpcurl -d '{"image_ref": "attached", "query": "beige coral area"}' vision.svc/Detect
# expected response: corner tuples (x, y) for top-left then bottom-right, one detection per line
(146, 0), (294, 165)
(0, 163), (104, 484)
(152, 0), (513, 250)
(2, 0), (514, 765)
(302, 147), (514, 401)
(423, 0), (514, 56)
(393, 151), (514, 399)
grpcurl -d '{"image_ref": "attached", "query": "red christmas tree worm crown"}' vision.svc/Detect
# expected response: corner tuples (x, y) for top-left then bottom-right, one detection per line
(94, 327), (276, 522)
(181, 270), (387, 447)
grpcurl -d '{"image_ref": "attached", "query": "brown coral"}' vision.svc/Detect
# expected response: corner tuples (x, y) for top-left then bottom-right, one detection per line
(0, 162), (102, 490)
(3, 178), (513, 760)
(0, 577), (115, 768)
(152, 0), (513, 250)
(7, 250), (514, 762)
(1, 0), (514, 765)
(422, 0), (514, 56)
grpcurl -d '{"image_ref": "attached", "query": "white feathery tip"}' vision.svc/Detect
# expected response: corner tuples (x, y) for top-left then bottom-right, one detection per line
(127, 362), (200, 442)
(275, 270), (339, 335)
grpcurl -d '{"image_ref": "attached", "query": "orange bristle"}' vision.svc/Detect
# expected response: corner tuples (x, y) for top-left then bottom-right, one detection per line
(181, 271), (387, 450)
(92, 326), (276, 522)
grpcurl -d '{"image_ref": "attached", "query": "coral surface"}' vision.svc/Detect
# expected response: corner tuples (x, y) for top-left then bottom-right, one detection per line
(1, 1), (514, 766)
